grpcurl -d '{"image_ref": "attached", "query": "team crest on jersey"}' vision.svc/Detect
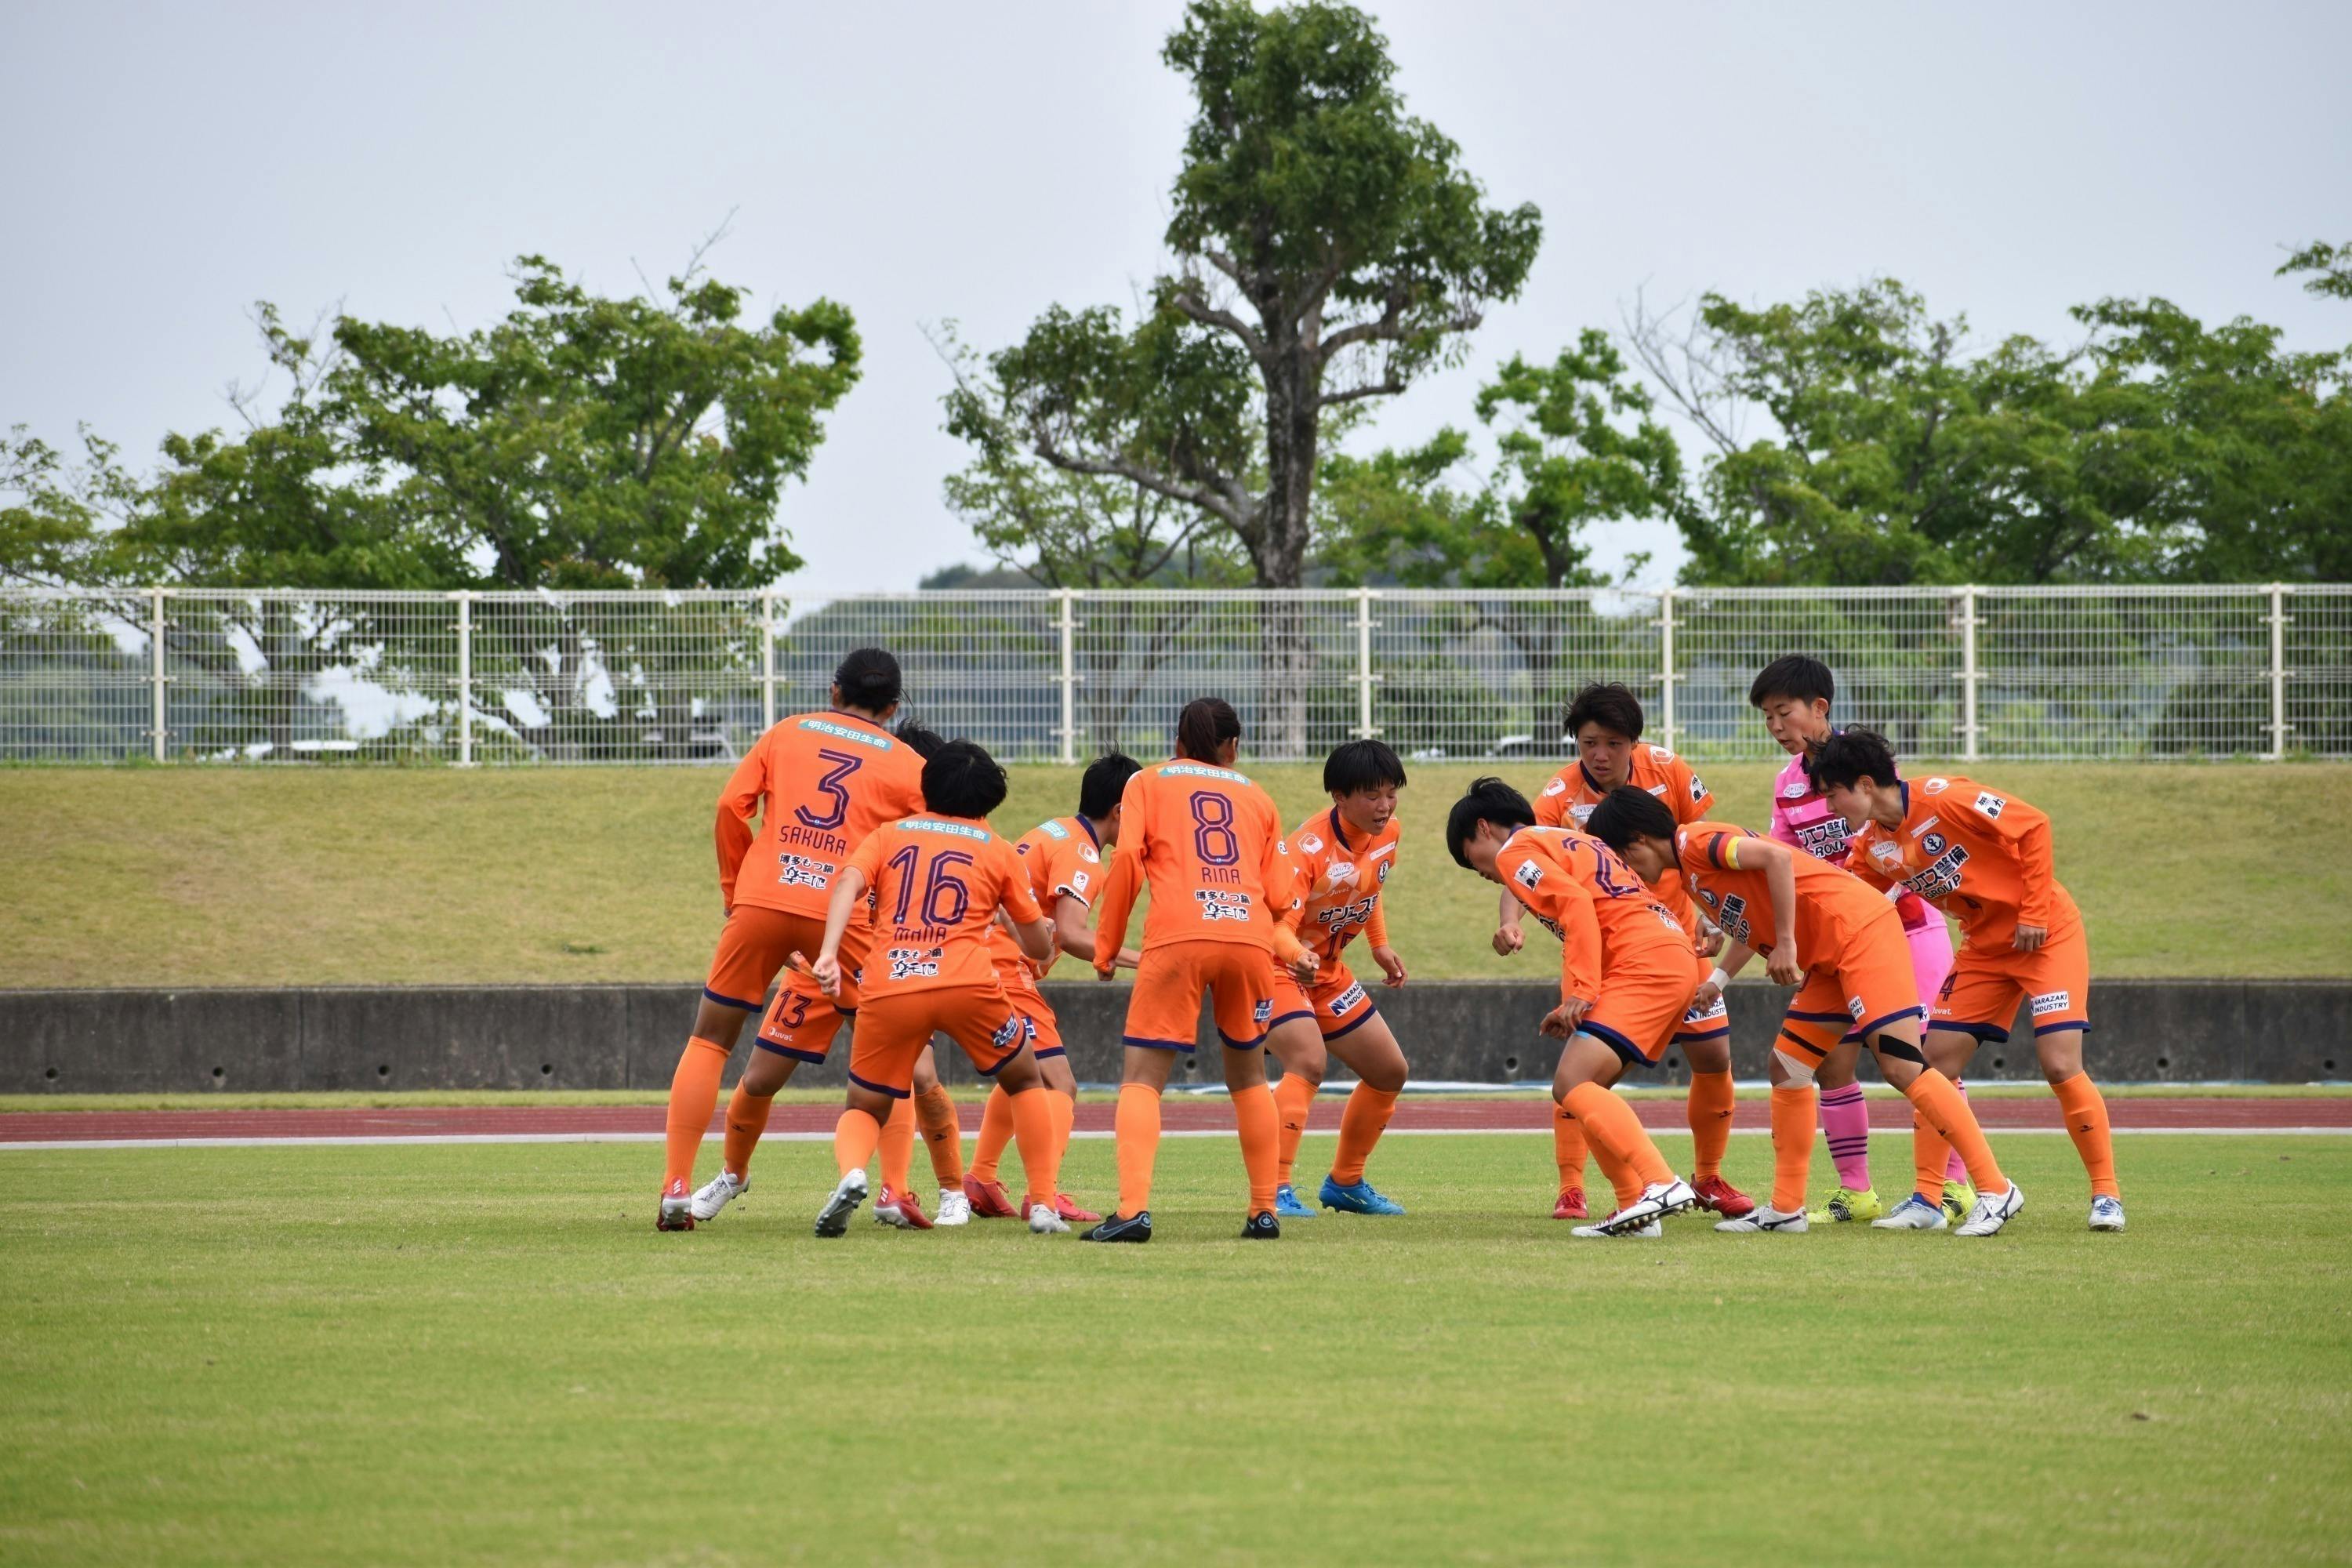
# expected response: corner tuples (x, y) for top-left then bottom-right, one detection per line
(1541, 776), (1567, 797)
(1512, 859), (1544, 891)
(1689, 774), (1708, 802)
(1922, 777), (1950, 795)
(1376, 860), (1390, 883)
(1974, 791), (2006, 819)
(1922, 833), (1947, 855)
(1298, 833), (1323, 855)
(2030, 989), (2071, 1016)
(1070, 869), (1091, 894)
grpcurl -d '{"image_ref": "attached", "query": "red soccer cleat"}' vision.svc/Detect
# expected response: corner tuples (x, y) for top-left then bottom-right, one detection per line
(1690, 1174), (1755, 1218)
(1052, 1192), (1102, 1224)
(961, 1172), (1020, 1219)
(874, 1185), (935, 1230)
(1551, 1186), (1588, 1221)
(656, 1177), (695, 1232)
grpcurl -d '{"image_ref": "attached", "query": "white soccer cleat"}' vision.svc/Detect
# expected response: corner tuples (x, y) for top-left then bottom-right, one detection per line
(935, 1188), (972, 1227)
(1027, 1202), (1071, 1235)
(1955, 1181), (2025, 1237)
(1571, 1216), (1662, 1239)
(2088, 1195), (2126, 1232)
(813, 1168), (869, 1238)
(1871, 1194), (1950, 1231)
(689, 1170), (748, 1223)
(1715, 1204), (1808, 1234)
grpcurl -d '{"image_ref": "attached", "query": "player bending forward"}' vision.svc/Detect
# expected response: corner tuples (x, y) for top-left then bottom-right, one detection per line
(1447, 779), (1704, 1239)
(961, 751), (1146, 1225)
(807, 739), (1073, 1237)
(1263, 739), (1415, 1218)
(1750, 655), (1972, 1225)
(1082, 698), (1301, 1243)
(1812, 730), (2124, 1232)
(1499, 684), (1751, 1223)
(657, 649), (924, 1231)
(1588, 788), (2025, 1236)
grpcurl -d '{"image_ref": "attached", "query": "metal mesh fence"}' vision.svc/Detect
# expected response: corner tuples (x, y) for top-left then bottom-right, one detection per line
(0, 584), (2343, 764)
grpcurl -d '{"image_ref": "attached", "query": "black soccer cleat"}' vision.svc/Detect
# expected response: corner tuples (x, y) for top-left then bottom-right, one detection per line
(1240, 1210), (1281, 1240)
(1080, 1210), (1152, 1243)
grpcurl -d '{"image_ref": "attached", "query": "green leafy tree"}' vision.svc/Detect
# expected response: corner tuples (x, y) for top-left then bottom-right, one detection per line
(2279, 240), (2352, 301)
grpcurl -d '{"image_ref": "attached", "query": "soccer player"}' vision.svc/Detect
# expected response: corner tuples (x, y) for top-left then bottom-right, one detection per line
(1587, 786), (2026, 1236)
(1446, 779), (1701, 1238)
(1810, 730), (2125, 1232)
(1750, 655), (1970, 1225)
(1265, 739), (1415, 1218)
(1496, 682), (1750, 1222)
(805, 739), (1073, 1237)
(1080, 698), (1299, 1243)
(961, 751), (1146, 1225)
(655, 648), (924, 1232)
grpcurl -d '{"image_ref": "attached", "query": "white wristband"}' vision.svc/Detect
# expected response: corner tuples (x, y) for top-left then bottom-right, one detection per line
(1708, 967), (1730, 990)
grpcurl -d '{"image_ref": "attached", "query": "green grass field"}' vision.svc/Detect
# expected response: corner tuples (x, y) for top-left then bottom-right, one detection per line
(4, 762), (2348, 989)
(2, 1133), (2347, 1566)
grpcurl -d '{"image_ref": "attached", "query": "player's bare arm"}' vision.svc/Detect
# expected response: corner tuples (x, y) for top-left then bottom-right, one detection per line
(810, 864), (869, 996)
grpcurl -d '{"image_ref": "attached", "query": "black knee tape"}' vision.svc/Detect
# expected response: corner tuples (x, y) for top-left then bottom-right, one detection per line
(1874, 1035), (1926, 1065)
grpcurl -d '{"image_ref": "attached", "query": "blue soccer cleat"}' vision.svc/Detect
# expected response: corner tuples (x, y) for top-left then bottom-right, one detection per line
(1318, 1174), (1405, 1215)
(1275, 1181), (1316, 1218)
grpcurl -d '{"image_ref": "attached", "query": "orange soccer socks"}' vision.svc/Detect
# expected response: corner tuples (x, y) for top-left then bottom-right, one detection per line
(1904, 1069), (2008, 1196)
(721, 1079), (775, 1180)
(1563, 1083), (1671, 1212)
(1273, 1073), (1316, 1185)
(1330, 1083), (1399, 1186)
(1114, 1082), (1163, 1218)
(2053, 1072), (2121, 1199)
(877, 1097), (916, 1197)
(1047, 1087), (1076, 1165)
(1553, 1101), (1591, 1199)
(833, 1107), (884, 1176)
(1769, 1084), (1819, 1214)
(915, 1084), (964, 1188)
(1911, 1105), (1954, 1204)
(1009, 1087), (1063, 1212)
(1232, 1083), (1281, 1215)
(662, 1036), (731, 1190)
(1687, 1070), (1736, 1183)
(970, 1085), (1015, 1184)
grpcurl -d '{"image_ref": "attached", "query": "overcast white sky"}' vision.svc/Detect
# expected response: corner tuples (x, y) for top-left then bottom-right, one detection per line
(5, 1), (2347, 592)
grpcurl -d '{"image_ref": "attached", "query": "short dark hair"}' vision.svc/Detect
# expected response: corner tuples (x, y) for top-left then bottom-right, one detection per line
(920, 739), (1009, 819)
(835, 648), (903, 714)
(1174, 697), (1243, 763)
(1323, 739), (1407, 797)
(1444, 776), (1535, 868)
(1810, 728), (1900, 792)
(893, 721), (947, 761)
(1584, 784), (1678, 852)
(1078, 751), (1142, 818)
(1564, 682), (1645, 742)
(1748, 655), (1835, 710)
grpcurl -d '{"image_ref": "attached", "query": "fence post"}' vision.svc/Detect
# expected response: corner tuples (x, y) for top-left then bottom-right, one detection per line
(2270, 583), (2288, 761)
(1355, 586), (1378, 739)
(454, 590), (474, 767)
(1056, 589), (1078, 766)
(148, 586), (167, 762)
(1959, 584), (1980, 762)
(1656, 590), (1677, 752)
(760, 588), (779, 733)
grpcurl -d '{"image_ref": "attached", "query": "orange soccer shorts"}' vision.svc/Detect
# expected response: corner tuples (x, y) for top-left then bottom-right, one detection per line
(752, 920), (872, 1063)
(1581, 949), (1706, 1067)
(1931, 918), (2092, 1041)
(1266, 960), (1381, 1040)
(1122, 938), (1276, 1052)
(1775, 902), (1922, 1062)
(1671, 951), (1730, 1047)
(998, 964), (1065, 1061)
(848, 983), (1031, 1099)
(703, 906), (816, 1013)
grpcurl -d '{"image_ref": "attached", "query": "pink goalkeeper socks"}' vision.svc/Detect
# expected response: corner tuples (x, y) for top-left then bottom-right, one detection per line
(1819, 1081), (1872, 1190)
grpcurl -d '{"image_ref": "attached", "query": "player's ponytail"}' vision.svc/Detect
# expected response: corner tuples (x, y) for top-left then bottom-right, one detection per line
(1174, 698), (1242, 764)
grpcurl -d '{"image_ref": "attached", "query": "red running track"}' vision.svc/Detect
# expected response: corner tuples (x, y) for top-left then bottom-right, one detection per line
(2, 1096), (2347, 1144)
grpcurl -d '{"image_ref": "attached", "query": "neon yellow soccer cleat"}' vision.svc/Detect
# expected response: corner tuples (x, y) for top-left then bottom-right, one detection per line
(1807, 1185), (1883, 1225)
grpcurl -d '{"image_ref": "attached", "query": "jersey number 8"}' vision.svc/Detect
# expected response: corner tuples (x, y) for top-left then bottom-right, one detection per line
(1189, 790), (1240, 866)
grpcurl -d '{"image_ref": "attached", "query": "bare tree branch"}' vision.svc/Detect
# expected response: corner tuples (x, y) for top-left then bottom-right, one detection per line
(1028, 430), (1246, 532)
(1167, 280), (1271, 364)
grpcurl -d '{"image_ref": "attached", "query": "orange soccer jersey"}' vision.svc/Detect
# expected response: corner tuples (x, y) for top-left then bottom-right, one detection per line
(985, 815), (1111, 978)
(1839, 775), (2081, 949)
(1495, 826), (1700, 1064)
(715, 711), (927, 918)
(1282, 807), (1399, 981)
(845, 815), (1043, 1000)
(1090, 760), (1292, 964)
(1535, 745), (1711, 932)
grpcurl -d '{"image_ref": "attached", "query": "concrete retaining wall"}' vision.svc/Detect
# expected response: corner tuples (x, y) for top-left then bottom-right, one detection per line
(3, 979), (2345, 1094)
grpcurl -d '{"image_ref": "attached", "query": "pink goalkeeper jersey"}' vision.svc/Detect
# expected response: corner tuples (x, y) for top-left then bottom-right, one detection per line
(1768, 748), (1937, 933)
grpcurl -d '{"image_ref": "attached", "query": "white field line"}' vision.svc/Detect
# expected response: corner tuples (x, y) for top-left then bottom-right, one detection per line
(1, 1127), (2345, 1151)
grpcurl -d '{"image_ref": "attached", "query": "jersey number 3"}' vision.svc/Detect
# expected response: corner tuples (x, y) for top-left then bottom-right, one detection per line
(794, 750), (864, 831)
